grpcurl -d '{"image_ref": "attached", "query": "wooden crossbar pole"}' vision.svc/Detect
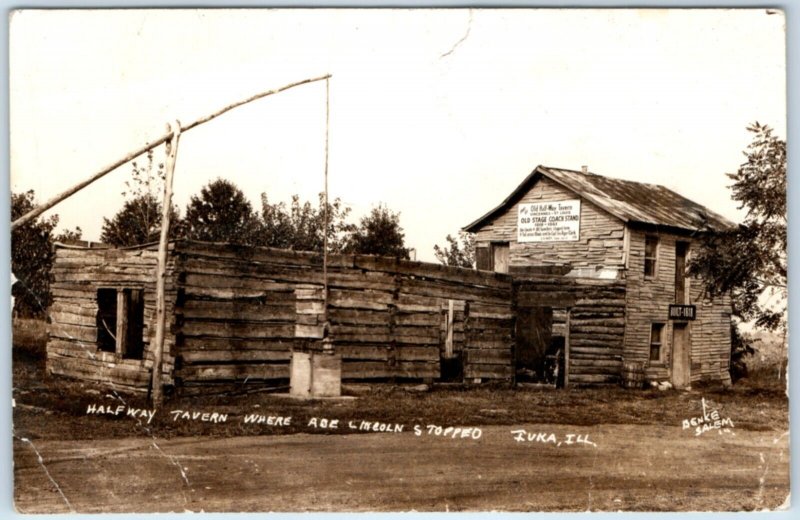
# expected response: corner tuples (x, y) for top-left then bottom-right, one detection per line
(11, 74), (331, 231)
(150, 120), (181, 405)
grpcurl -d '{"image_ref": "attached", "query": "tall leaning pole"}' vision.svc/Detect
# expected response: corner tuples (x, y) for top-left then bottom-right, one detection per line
(150, 121), (181, 405)
(10, 74), (332, 404)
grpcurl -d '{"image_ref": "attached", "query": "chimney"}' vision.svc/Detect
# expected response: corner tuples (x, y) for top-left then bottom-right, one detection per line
(581, 165), (588, 174)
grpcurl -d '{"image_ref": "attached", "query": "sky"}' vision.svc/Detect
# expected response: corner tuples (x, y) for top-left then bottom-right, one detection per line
(8, 8), (787, 262)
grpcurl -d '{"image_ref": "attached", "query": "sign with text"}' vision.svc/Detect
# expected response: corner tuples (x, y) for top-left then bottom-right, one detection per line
(669, 304), (696, 320)
(518, 199), (581, 243)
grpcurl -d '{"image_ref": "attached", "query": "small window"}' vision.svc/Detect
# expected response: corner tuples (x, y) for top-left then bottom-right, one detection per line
(491, 242), (510, 273)
(650, 323), (665, 362)
(644, 236), (659, 278)
(96, 289), (118, 353)
(95, 288), (145, 359)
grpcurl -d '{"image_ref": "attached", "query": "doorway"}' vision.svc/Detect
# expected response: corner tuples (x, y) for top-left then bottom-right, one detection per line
(516, 306), (564, 385)
(671, 323), (690, 388)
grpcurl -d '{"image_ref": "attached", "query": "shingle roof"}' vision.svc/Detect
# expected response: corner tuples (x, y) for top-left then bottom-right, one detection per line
(463, 165), (736, 234)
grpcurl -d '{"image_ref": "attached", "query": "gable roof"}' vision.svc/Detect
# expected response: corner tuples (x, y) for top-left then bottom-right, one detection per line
(463, 165), (736, 234)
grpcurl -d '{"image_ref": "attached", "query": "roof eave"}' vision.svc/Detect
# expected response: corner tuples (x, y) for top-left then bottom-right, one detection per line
(462, 165), (548, 233)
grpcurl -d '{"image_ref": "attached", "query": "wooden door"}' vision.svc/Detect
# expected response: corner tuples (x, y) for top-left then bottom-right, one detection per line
(671, 324), (690, 388)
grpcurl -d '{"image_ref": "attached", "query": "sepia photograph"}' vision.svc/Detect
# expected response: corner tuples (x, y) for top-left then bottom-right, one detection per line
(8, 8), (789, 513)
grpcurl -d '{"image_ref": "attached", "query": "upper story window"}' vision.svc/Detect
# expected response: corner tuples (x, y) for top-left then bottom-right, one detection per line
(644, 236), (659, 278)
(675, 241), (689, 303)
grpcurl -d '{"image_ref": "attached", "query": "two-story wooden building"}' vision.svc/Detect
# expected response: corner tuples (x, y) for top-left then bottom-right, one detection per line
(464, 165), (735, 387)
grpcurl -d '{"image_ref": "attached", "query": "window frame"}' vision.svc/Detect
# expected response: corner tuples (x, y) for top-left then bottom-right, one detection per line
(95, 287), (145, 360)
(644, 235), (659, 279)
(649, 322), (665, 363)
(674, 241), (689, 304)
(490, 241), (510, 274)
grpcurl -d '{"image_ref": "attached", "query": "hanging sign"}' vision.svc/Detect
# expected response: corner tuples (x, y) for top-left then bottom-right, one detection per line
(669, 304), (696, 320)
(518, 199), (581, 243)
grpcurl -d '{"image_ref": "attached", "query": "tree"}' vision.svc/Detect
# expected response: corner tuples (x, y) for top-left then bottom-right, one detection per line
(101, 193), (182, 246)
(100, 150), (182, 246)
(260, 193), (355, 253)
(183, 178), (262, 244)
(346, 204), (410, 259)
(434, 231), (475, 268)
(11, 190), (82, 317)
(688, 122), (786, 331)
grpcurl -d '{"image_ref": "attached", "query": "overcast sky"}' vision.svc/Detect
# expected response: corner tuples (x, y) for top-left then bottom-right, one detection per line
(9, 8), (786, 261)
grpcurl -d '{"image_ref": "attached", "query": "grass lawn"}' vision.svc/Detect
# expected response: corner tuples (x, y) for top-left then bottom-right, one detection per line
(12, 318), (789, 441)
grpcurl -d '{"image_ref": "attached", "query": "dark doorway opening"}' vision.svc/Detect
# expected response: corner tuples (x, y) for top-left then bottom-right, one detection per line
(516, 306), (563, 384)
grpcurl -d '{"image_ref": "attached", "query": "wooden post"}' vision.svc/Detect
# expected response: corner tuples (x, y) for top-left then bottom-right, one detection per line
(12, 74), (331, 231)
(150, 121), (181, 405)
(115, 290), (129, 357)
(564, 307), (571, 388)
(445, 299), (455, 358)
(322, 77), (330, 334)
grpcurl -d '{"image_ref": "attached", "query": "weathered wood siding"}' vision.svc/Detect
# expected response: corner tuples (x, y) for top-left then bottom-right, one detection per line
(623, 229), (731, 383)
(46, 245), (179, 393)
(515, 277), (627, 385)
(474, 177), (626, 269)
(688, 272), (733, 383)
(171, 242), (515, 383)
(172, 243), (305, 385)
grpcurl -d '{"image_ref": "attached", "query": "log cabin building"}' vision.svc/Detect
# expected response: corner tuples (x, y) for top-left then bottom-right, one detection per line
(45, 165), (735, 394)
(463, 165), (735, 387)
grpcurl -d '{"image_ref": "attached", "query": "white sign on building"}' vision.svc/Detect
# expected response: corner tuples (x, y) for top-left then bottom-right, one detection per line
(517, 199), (581, 243)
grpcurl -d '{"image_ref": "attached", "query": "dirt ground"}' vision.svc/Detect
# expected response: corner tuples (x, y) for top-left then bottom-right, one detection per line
(11, 319), (791, 512)
(14, 423), (789, 513)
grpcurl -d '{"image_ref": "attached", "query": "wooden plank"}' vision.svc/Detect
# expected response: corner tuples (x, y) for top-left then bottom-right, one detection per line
(181, 321), (296, 338)
(464, 349), (512, 364)
(49, 311), (96, 327)
(569, 358), (622, 368)
(179, 350), (292, 363)
(394, 312), (439, 327)
(295, 324), (324, 339)
(177, 241), (324, 267)
(49, 323), (97, 343)
(48, 355), (150, 385)
(180, 300), (295, 321)
(181, 259), (324, 285)
(176, 363), (290, 381)
(466, 338), (514, 349)
(49, 303), (97, 317)
(399, 278), (510, 303)
(335, 345), (439, 361)
(328, 295), (391, 311)
(568, 374), (619, 384)
(341, 360), (439, 379)
(116, 290), (128, 356)
(328, 308), (390, 325)
(352, 255), (510, 289)
(183, 286), (294, 300)
(297, 301), (325, 315)
(180, 337), (297, 351)
(463, 363), (513, 379)
(517, 291), (576, 307)
(444, 299), (455, 358)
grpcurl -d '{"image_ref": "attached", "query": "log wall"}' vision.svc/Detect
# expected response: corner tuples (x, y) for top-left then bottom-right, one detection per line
(46, 245), (179, 393)
(514, 277), (627, 385)
(474, 177), (626, 269)
(172, 242), (515, 384)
